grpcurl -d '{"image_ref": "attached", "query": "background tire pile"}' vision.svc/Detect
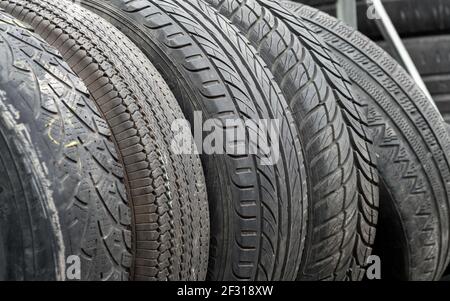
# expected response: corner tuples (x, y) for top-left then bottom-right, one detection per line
(301, 0), (450, 123)
(0, 0), (448, 281)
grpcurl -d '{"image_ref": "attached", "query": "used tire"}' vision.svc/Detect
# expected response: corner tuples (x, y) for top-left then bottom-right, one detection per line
(284, 1), (450, 280)
(293, 0), (450, 40)
(379, 35), (450, 123)
(0, 0), (210, 281)
(207, 0), (378, 281)
(255, 0), (379, 281)
(81, 0), (308, 281)
(0, 11), (131, 280)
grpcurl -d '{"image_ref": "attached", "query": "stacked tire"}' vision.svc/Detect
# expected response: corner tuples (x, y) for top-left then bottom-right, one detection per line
(0, 0), (449, 281)
(291, 0), (450, 280)
(295, 0), (450, 122)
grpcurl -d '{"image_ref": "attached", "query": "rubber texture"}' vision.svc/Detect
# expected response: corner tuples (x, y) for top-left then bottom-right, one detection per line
(378, 35), (450, 123)
(293, 0), (450, 40)
(0, 10), (131, 280)
(285, 1), (450, 280)
(82, 0), (309, 281)
(257, 0), (380, 281)
(205, 0), (368, 281)
(0, 0), (210, 281)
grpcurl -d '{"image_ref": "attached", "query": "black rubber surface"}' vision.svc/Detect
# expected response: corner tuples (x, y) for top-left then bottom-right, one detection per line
(206, 0), (377, 281)
(284, 1), (450, 280)
(293, 0), (450, 40)
(378, 35), (450, 123)
(0, 10), (131, 280)
(253, 0), (379, 281)
(81, 0), (308, 281)
(0, 0), (210, 281)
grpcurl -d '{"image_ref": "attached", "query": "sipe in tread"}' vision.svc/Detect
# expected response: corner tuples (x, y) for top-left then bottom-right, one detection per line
(254, 0), (379, 281)
(81, 0), (309, 281)
(284, 1), (450, 280)
(378, 35), (450, 123)
(0, 10), (131, 280)
(207, 0), (370, 281)
(0, 0), (210, 281)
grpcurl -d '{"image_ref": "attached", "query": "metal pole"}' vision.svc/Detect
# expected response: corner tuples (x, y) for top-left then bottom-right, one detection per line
(369, 0), (436, 107)
(336, 0), (358, 29)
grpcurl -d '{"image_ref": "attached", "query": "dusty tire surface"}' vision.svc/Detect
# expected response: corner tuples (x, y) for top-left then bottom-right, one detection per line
(0, 0), (210, 281)
(0, 10), (131, 280)
(81, 0), (308, 281)
(206, 0), (376, 281)
(285, 1), (450, 280)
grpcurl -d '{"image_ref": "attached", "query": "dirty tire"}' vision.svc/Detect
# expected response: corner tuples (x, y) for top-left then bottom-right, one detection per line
(207, 0), (366, 280)
(0, 11), (131, 280)
(0, 0), (210, 281)
(285, 1), (450, 280)
(81, 0), (309, 281)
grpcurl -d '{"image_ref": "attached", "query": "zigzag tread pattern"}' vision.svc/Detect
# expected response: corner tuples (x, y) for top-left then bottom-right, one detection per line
(80, 0), (307, 280)
(208, 0), (360, 280)
(260, 0), (379, 280)
(286, 1), (450, 279)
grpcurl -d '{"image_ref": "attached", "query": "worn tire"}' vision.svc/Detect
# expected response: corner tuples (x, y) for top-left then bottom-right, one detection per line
(285, 1), (450, 280)
(257, 0), (379, 281)
(81, 0), (308, 281)
(379, 35), (450, 123)
(293, 0), (450, 40)
(207, 0), (377, 281)
(0, 0), (210, 281)
(0, 10), (131, 280)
